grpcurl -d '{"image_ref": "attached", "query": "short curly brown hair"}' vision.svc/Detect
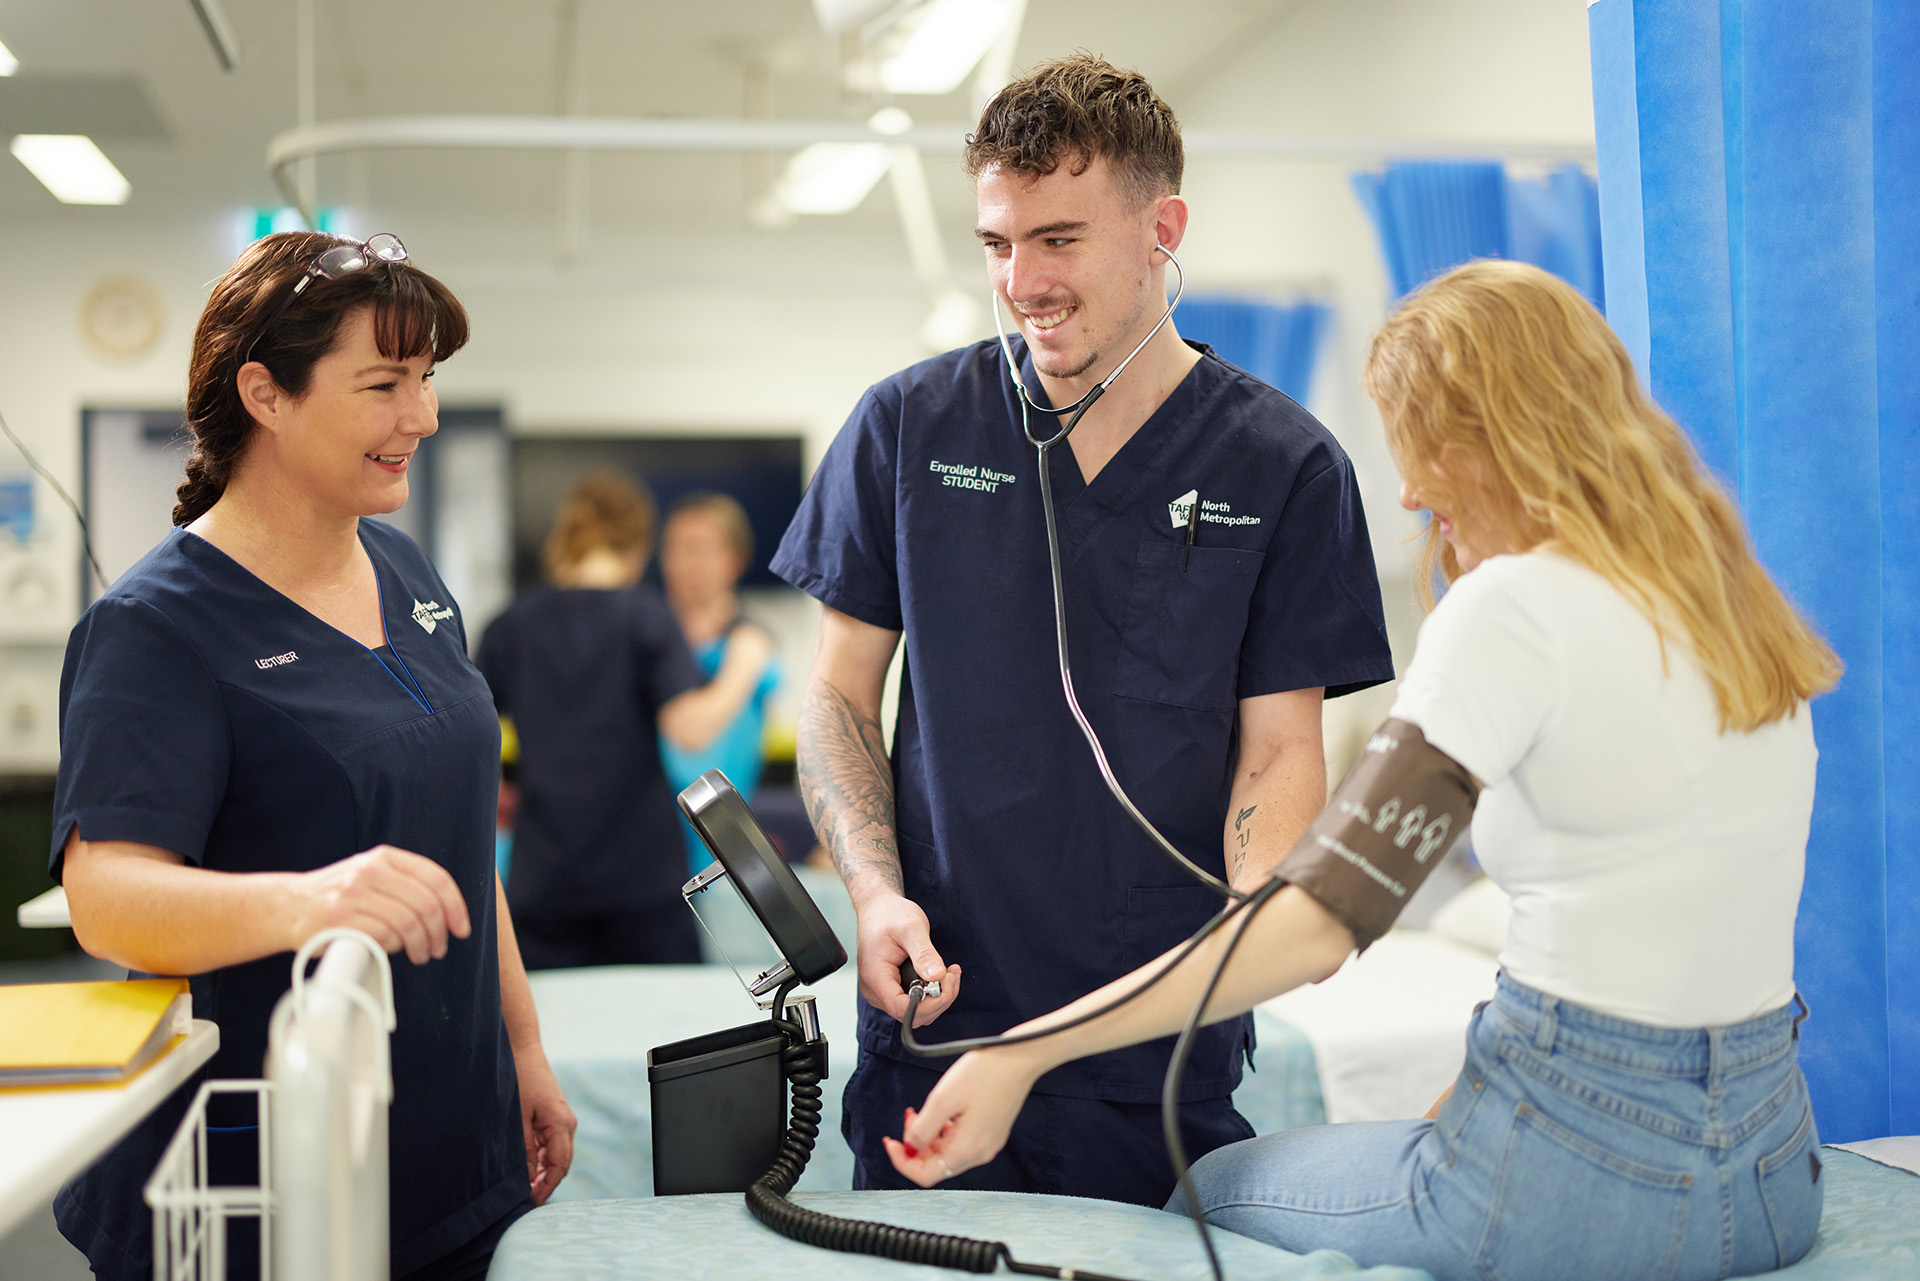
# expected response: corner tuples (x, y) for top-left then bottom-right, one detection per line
(964, 53), (1182, 208)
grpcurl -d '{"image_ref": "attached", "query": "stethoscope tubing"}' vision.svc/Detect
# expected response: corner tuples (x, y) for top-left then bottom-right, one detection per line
(987, 243), (1237, 902)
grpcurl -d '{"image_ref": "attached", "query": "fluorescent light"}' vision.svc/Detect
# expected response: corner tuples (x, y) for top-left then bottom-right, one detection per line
(880, 0), (1018, 95)
(10, 135), (131, 205)
(868, 107), (914, 136)
(0, 38), (17, 76)
(776, 143), (892, 214)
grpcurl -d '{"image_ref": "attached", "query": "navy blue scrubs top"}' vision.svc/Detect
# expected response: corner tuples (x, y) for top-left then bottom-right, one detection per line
(48, 521), (524, 1279)
(772, 339), (1395, 1103)
(476, 585), (704, 921)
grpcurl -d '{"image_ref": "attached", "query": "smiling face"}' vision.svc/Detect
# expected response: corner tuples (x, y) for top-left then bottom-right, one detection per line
(1397, 465), (1510, 573)
(259, 306), (439, 517)
(975, 154), (1173, 384)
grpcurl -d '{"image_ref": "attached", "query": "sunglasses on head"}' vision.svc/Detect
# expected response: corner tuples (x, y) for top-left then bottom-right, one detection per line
(241, 232), (408, 370)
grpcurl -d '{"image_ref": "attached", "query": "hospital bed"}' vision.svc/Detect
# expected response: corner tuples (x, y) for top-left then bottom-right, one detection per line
(492, 1149), (1917, 1280)
(504, 871), (1920, 1279)
(527, 867), (1494, 1204)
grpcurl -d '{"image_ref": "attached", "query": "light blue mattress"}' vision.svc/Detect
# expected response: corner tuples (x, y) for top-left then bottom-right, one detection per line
(489, 1152), (1917, 1280)
(520, 955), (1919, 1279)
(490, 1188), (1427, 1280)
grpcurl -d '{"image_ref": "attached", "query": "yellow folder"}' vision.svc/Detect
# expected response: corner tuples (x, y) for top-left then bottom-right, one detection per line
(0, 978), (191, 1087)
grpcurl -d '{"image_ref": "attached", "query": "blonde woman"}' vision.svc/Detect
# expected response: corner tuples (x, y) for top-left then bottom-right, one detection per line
(477, 472), (770, 968)
(885, 260), (1839, 1280)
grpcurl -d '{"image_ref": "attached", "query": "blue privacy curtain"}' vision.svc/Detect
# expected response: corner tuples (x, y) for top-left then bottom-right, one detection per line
(1590, 0), (1919, 1144)
(1350, 162), (1604, 308)
(1177, 298), (1330, 404)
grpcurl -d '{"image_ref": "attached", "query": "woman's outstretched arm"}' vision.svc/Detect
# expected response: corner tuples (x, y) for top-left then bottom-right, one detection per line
(887, 884), (1354, 1184)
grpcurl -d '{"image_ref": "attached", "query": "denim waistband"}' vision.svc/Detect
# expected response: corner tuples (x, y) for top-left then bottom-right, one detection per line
(1491, 972), (1805, 1081)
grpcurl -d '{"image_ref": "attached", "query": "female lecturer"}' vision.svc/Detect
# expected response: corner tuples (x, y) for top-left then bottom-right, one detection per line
(888, 260), (1839, 1280)
(51, 231), (573, 1281)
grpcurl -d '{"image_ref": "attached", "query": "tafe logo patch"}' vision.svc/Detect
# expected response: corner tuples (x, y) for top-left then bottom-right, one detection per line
(411, 599), (456, 633)
(1167, 489), (1263, 529)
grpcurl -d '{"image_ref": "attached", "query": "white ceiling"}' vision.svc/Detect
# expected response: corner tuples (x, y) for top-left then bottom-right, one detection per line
(0, 0), (1308, 246)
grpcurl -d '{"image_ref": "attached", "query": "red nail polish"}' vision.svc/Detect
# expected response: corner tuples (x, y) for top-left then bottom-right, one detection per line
(903, 1144), (919, 1158)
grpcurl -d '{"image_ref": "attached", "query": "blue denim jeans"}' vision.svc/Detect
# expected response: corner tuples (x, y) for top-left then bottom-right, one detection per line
(1177, 974), (1823, 1281)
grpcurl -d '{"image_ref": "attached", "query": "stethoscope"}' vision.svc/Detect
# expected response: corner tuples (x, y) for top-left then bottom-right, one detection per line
(895, 243), (1251, 1281)
(988, 241), (1239, 903)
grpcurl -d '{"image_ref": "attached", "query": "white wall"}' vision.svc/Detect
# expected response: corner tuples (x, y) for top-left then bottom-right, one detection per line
(0, 0), (1594, 772)
(1174, 0), (1595, 766)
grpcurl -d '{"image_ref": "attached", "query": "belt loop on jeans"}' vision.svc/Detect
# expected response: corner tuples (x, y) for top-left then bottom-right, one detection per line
(1791, 992), (1810, 1041)
(1707, 1026), (1726, 1094)
(1533, 995), (1558, 1052)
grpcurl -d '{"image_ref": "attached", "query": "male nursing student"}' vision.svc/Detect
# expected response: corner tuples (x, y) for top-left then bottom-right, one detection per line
(771, 54), (1394, 1205)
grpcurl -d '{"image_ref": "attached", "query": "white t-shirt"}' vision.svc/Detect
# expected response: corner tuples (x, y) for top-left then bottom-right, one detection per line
(1388, 551), (1815, 1028)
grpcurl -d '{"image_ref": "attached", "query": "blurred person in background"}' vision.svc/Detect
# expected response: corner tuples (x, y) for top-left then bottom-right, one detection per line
(659, 492), (780, 872)
(478, 471), (771, 968)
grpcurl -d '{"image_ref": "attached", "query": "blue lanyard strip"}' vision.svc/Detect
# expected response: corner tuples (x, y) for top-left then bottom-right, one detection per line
(371, 647), (433, 715)
(365, 557), (434, 715)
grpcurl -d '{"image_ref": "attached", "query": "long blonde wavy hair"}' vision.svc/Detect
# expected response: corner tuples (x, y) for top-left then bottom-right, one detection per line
(1364, 259), (1839, 732)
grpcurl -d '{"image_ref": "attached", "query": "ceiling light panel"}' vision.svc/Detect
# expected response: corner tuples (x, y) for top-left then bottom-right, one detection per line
(0, 38), (16, 76)
(777, 142), (893, 214)
(10, 135), (131, 204)
(880, 0), (1018, 95)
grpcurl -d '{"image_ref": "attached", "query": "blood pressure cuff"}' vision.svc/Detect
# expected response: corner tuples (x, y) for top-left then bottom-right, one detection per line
(1274, 718), (1480, 951)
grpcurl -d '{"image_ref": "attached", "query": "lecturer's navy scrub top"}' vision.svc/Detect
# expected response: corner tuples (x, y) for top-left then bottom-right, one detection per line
(47, 521), (524, 1280)
(772, 338), (1395, 1105)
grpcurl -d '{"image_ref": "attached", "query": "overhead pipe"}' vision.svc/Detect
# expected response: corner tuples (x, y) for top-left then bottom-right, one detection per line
(265, 114), (1594, 225)
(187, 0), (242, 73)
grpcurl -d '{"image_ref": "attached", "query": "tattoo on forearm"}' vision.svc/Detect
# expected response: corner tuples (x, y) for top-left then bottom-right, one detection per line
(1231, 805), (1258, 878)
(797, 676), (903, 894)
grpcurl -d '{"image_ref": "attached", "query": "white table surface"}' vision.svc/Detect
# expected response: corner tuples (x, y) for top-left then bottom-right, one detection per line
(16, 885), (70, 929)
(0, 1019), (219, 1239)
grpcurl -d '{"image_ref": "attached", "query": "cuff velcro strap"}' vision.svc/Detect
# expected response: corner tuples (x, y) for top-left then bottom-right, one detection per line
(1274, 718), (1480, 951)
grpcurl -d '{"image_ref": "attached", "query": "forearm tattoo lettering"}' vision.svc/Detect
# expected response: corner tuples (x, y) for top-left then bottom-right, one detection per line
(797, 676), (903, 894)
(1231, 804), (1258, 879)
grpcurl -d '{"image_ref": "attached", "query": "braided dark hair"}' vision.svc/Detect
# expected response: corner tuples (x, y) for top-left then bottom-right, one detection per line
(176, 232), (470, 525)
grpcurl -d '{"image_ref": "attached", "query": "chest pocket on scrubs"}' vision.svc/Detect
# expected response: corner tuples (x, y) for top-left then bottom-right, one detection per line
(1115, 540), (1265, 712)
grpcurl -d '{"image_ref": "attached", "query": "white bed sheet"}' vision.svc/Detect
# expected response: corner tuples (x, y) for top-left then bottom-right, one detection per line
(1830, 1135), (1920, 1177)
(1258, 929), (1499, 1124)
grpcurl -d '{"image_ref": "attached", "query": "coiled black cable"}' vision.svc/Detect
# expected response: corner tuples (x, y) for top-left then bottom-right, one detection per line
(745, 980), (1147, 1281)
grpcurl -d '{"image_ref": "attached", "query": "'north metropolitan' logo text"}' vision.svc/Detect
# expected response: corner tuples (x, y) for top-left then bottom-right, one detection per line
(1168, 489), (1262, 529)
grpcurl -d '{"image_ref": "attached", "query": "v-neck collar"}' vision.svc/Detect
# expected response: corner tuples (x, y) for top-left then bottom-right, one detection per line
(178, 523), (432, 711)
(1010, 338), (1221, 563)
(181, 522), (388, 644)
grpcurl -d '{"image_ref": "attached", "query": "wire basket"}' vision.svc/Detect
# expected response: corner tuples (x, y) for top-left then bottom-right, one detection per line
(144, 1078), (275, 1281)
